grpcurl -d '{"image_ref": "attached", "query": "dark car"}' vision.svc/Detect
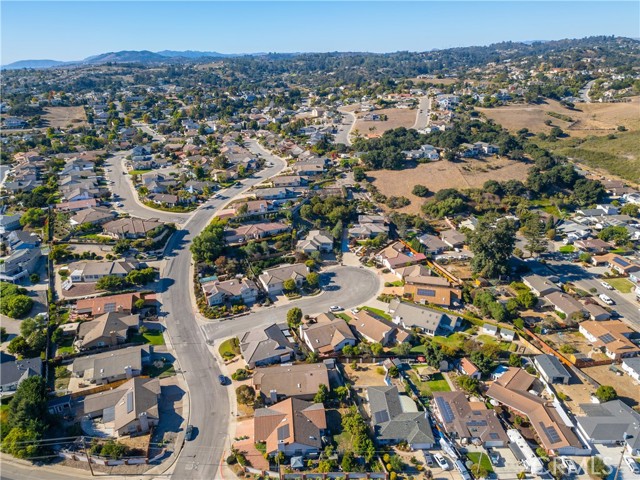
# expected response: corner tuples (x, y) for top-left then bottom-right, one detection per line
(218, 375), (226, 385)
(185, 424), (194, 441)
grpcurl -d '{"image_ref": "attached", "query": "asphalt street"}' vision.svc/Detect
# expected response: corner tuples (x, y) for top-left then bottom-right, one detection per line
(411, 95), (431, 130)
(335, 107), (356, 145)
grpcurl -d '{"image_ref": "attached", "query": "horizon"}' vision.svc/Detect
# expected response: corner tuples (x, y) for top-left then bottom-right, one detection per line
(2, 1), (639, 65)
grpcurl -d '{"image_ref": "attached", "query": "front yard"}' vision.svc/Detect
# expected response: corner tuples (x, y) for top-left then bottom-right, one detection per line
(606, 277), (634, 293)
(129, 330), (165, 345)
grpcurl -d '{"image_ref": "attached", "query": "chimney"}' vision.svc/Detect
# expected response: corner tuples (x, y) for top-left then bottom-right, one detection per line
(110, 330), (117, 345)
(138, 411), (149, 432)
(124, 365), (133, 379)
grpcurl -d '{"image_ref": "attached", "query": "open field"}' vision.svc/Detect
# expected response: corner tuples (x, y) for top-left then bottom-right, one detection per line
(582, 365), (639, 407)
(409, 77), (462, 85)
(476, 97), (640, 138)
(368, 157), (529, 214)
(44, 106), (88, 129)
(536, 130), (640, 184)
(354, 107), (417, 136)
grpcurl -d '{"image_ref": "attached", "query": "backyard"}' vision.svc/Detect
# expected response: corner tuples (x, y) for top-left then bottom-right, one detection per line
(406, 369), (451, 397)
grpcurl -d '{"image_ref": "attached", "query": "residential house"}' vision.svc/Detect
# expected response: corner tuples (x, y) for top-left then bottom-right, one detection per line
(258, 263), (309, 295)
(7, 231), (40, 251)
(70, 207), (116, 227)
(240, 323), (295, 368)
(593, 253), (640, 278)
(147, 193), (180, 207)
(296, 230), (333, 253)
(201, 278), (259, 306)
(376, 242), (426, 274)
(482, 324), (498, 336)
(388, 299), (459, 337)
(499, 328), (515, 342)
(348, 215), (388, 239)
(545, 292), (587, 319)
(621, 357), (640, 383)
(299, 313), (357, 354)
(272, 175), (305, 188)
(417, 234), (449, 255)
(83, 377), (160, 437)
(458, 357), (481, 379)
(351, 310), (409, 347)
(402, 272), (461, 307)
(224, 222), (290, 244)
(486, 367), (585, 455)
(254, 398), (327, 456)
(71, 346), (152, 385)
(432, 391), (508, 447)
(578, 321), (640, 360)
(54, 198), (98, 212)
(102, 217), (165, 239)
(253, 363), (329, 404)
(440, 230), (466, 249)
(583, 302), (611, 321)
(0, 214), (23, 234)
(533, 354), (571, 385)
(0, 247), (42, 283)
(573, 238), (611, 254)
(575, 400), (640, 456)
(367, 386), (435, 449)
(74, 312), (140, 350)
(75, 292), (150, 317)
(68, 259), (140, 283)
(0, 352), (42, 394)
(252, 187), (296, 201)
(522, 274), (561, 297)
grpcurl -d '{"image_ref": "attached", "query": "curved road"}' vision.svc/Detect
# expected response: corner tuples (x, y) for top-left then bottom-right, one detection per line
(335, 107), (357, 146)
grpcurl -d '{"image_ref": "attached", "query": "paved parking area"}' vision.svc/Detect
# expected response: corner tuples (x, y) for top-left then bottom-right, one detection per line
(491, 446), (526, 480)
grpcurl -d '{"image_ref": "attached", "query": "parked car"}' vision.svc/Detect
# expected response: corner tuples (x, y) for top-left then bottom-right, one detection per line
(601, 281), (613, 290)
(624, 456), (640, 475)
(185, 424), (194, 441)
(487, 448), (501, 466)
(434, 453), (450, 470)
(599, 293), (614, 305)
(560, 456), (578, 474)
(218, 375), (227, 385)
(329, 305), (343, 312)
(115, 202), (124, 207)
(423, 453), (434, 467)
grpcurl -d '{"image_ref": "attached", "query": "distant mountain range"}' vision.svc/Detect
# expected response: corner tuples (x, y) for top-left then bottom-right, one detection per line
(1, 49), (241, 70)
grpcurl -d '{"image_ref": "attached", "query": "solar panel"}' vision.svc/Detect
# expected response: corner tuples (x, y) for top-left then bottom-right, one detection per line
(613, 257), (630, 267)
(599, 333), (615, 344)
(374, 410), (390, 424)
(417, 289), (436, 297)
(545, 426), (561, 444)
(435, 397), (455, 423)
(489, 433), (500, 439)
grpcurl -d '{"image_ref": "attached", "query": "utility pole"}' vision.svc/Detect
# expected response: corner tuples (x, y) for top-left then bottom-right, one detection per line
(81, 436), (95, 476)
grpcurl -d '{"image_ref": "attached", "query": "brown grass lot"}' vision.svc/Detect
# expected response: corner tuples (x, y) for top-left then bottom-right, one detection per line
(44, 106), (87, 129)
(476, 97), (640, 137)
(582, 365), (639, 407)
(409, 77), (462, 85)
(354, 107), (417, 136)
(368, 157), (529, 214)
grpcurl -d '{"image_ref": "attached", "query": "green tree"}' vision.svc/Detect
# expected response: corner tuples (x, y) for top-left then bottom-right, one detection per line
(1, 427), (41, 459)
(286, 307), (303, 329)
(587, 456), (608, 480)
(470, 351), (495, 375)
(283, 278), (297, 292)
(469, 216), (516, 278)
(313, 384), (329, 404)
(190, 219), (226, 264)
(306, 272), (319, 288)
(594, 385), (617, 403)
(100, 440), (127, 459)
(509, 353), (522, 367)
(370, 342), (384, 356)
(412, 184), (430, 197)
(126, 267), (156, 285)
(353, 167), (366, 182)
(236, 385), (255, 405)
(2, 295), (33, 319)
(620, 203), (639, 217)
(19, 208), (45, 228)
(334, 385), (349, 404)
(455, 375), (480, 394)
(96, 275), (129, 292)
(341, 451), (356, 472)
(5, 376), (49, 435)
(597, 225), (630, 246)
(522, 213), (547, 257)
(516, 290), (537, 309)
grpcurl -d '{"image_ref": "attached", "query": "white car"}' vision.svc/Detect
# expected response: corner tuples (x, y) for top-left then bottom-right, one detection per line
(434, 453), (450, 470)
(560, 456), (578, 474)
(624, 456), (640, 475)
(598, 293), (614, 305)
(600, 281), (613, 290)
(115, 202), (124, 207)
(329, 305), (343, 312)
(350, 308), (359, 315)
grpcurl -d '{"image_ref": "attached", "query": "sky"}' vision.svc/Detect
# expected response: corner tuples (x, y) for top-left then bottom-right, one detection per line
(2, 1), (639, 64)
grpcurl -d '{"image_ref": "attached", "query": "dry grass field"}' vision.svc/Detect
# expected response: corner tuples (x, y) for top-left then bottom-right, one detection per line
(476, 97), (640, 137)
(368, 157), (529, 214)
(354, 107), (417, 135)
(409, 77), (462, 85)
(44, 106), (87, 129)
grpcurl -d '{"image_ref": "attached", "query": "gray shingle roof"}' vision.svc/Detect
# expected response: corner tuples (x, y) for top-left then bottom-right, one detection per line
(576, 400), (640, 451)
(533, 354), (571, 381)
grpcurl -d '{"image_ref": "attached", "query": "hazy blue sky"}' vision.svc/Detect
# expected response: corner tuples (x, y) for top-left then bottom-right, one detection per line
(2, 1), (639, 63)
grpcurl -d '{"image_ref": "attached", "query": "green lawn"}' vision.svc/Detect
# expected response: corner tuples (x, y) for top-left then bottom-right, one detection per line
(607, 277), (634, 293)
(406, 370), (451, 397)
(218, 337), (240, 358)
(0, 404), (9, 425)
(337, 313), (352, 323)
(384, 280), (404, 287)
(56, 337), (75, 355)
(559, 245), (575, 253)
(130, 330), (165, 345)
(143, 362), (176, 378)
(361, 306), (391, 320)
(467, 452), (494, 474)
(128, 169), (152, 175)
(431, 332), (467, 350)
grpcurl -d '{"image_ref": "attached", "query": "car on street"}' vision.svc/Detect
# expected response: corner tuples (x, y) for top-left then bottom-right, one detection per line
(218, 375), (227, 385)
(434, 453), (450, 470)
(601, 281), (613, 290)
(185, 424), (194, 441)
(598, 293), (614, 305)
(329, 305), (343, 312)
(559, 457), (578, 474)
(624, 456), (640, 474)
(115, 202), (124, 207)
